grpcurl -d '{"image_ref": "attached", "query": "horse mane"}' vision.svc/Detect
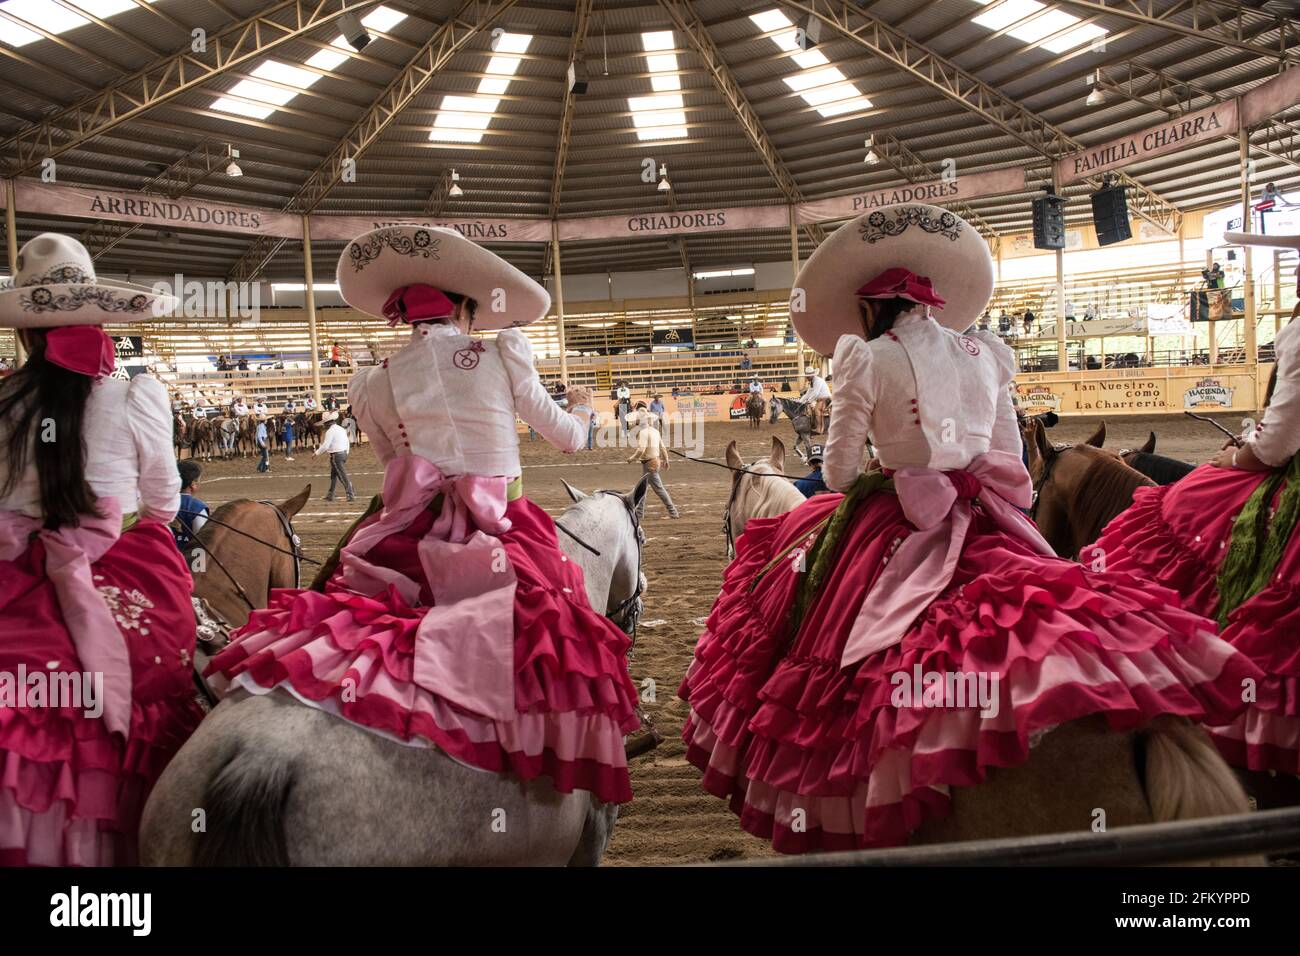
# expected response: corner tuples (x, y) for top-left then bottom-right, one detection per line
(1070, 447), (1154, 550)
(1122, 451), (1195, 485)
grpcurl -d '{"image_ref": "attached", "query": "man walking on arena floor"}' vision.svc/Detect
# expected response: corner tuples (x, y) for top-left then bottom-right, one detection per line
(316, 410), (355, 502)
(255, 414), (271, 473)
(626, 419), (679, 518)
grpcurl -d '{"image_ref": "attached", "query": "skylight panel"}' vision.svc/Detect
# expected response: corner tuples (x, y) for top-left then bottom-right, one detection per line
(651, 73), (681, 92)
(633, 30), (688, 141)
(1008, 9), (1078, 44)
(6, 0), (88, 34)
(251, 60), (321, 90)
(72, 0), (138, 16)
(429, 31), (531, 144)
(0, 0), (156, 48)
(751, 9), (872, 121)
(210, 97), (276, 121)
(641, 31), (675, 52)
(305, 46), (350, 71)
(974, 0), (1043, 32)
(1045, 23), (1107, 53)
(968, 0), (1107, 53)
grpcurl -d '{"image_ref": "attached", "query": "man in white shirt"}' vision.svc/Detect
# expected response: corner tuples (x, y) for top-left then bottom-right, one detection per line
(614, 382), (631, 434)
(748, 378), (763, 394)
(252, 397), (268, 417)
(304, 395), (316, 411)
(315, 411), (354, 502)
(626, 421), (678, 518)
(233, 398), (249, 418)
(800, 366), (831, 434)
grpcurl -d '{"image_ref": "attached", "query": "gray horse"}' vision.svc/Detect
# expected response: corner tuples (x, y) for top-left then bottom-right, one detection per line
(778, 397), (816, 463)
(140, 476), (650, 867)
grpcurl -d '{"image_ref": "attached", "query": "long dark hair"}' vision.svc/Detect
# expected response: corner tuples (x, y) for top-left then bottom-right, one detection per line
(0, 329), (100, 529)
(410, 290), (478, 329)
(858, 296), (918, 340)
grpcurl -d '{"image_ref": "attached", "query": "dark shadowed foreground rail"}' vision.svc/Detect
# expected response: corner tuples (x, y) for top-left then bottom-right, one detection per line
(709, 807), (1300, 867)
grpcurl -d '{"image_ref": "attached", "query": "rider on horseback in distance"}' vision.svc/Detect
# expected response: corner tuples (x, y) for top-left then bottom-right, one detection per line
(678, 203), (1261, 853)
(0, 234), (201, 865)
(207, 226), (641, 805)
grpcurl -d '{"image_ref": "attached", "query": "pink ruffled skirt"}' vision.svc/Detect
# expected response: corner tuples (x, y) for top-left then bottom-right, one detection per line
(0, 520), (202, 866)
(1091, 463), (1300, 773)
(208, 496), (640, 804)
(680, 490), (1259, 854)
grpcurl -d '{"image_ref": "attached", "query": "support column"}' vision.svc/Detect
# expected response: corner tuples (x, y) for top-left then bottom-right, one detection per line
(1240, 129), (1257, 405)
(1052, 172), (1066, 373)
(789, 206), (806, 373)
(551, 224), (569, 385)
(301, 216), (323, 406)
(1274, 250), (1283, 336)
(1207, 248), (1218, 364)
(6, 180), (24, 365)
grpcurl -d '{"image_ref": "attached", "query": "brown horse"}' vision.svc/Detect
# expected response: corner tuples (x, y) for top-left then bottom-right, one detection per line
(745, 392), (765, 429)
(186, 486), (311, 677)
(1023, 418), (1155, 560)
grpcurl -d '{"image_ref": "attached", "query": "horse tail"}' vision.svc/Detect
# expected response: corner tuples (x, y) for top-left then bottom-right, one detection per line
(1140, 715), (1259, 865)
(194, 744), (294, 866)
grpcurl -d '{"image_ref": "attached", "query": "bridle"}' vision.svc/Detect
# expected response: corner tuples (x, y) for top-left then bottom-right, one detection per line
(555, 491), (645, 639)
(181, 501), (310, 612)
(722, 467), (746, 559)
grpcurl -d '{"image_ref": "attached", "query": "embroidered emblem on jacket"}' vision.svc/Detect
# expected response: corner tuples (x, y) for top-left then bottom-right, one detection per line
(959, 336), (981, 355)
(453, 340), (486, 370)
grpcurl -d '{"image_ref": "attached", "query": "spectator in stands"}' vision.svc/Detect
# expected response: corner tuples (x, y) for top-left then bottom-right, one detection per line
(793, 445), (827, 498)
(626, 419), (679, 518)
(978, 311), (991, 333)
(746, 337), (758, 349)
(1022, 309), (1035, 336)
(216, 354), (231, 371)
(998, 313), (1012, 335)
(173, 460), (209, 553)
(237, 356), (249, 371)
(738, 354), (752, 371)
(1086, 354), (1101, 370)
(327, 340), (351, 368)
(1204, 262), (1224, 289)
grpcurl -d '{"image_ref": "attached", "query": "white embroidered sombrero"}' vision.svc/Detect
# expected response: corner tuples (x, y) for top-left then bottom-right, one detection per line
(0, 233), (178, 328)
(791, 203), (994, 356)
(335, 225), (550, 331)
(1224, 230), (1300, 250)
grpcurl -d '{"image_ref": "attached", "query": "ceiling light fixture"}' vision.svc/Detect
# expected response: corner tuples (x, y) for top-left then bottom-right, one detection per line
(225, 145), (242, 177)
(448, 169), (463, 198)
(657, 164), (671, 192)
(338, 10), (371, 52)
(1085, 74), (1105, 107)
(863, 137), (878, 163)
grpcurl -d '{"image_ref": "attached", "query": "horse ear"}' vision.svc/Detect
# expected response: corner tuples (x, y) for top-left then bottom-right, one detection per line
(769, 436), (786, 474)
(628, 473), (650, 519)
(1084, 421), (1106, 447)
(281, 484), (311, 519)
(1139, 431), (1156, 454)
(725, 440), (743, 470)
(561, 478), (587, 502)
(1032, 419), (1053, 461)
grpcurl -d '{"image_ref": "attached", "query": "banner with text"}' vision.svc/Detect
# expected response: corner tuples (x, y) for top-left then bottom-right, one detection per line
(1055, 100), (1240, 186)
(556, 205), (788, 242)
(796, 166), (1026, 224)
(308, 214), (551, 244)
(13, 180), (303, 238)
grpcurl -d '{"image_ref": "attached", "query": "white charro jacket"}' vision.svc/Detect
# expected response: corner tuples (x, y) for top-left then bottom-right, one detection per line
(349, 323), (584, 477)
(822, 309), (1021, 491)
(1246, 318), (1300, 467)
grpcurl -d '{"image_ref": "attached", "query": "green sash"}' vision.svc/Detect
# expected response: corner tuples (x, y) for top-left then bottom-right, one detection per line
(1215, 454), (1300, 627)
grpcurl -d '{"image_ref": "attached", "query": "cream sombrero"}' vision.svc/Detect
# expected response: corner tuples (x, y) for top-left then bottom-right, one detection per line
(791, 203), (994, 356)
(1223, 230), (1300, 250)
(336, 225), (550, 330)
(0, 232), (178, 328)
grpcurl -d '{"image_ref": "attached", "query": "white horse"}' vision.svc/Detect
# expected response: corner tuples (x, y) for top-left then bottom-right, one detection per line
(723, 436), (807, 558)
(140, 476), (650, 866)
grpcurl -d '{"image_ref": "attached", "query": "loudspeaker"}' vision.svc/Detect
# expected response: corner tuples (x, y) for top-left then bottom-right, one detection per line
(1091, 184), (1131, 246)
(1032, 195), (1066, 250)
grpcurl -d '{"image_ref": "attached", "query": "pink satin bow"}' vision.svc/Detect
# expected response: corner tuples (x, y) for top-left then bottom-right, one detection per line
(0, 498), (133, 738)
(336, 455), (518, 720)
(44, 325), (115, 378)
(840, 450), (1054, 667)
(855, 267), (947, 309)
(381, 284), (457, 327)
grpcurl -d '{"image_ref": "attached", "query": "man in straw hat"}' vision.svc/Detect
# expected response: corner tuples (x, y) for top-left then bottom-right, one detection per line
(207, 226), (640, 807)
(1091, 226), (1300, 782)
(678, 203), (1260, 854)
(800, 364), (831, 434)
(0, 233), (203, 865)
(314, 409), (354, 502)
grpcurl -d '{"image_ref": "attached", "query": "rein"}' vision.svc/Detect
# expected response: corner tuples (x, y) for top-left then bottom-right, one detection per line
(551, 491), (645, 638)
(1028, 444), (1061, 523)
(181, 502), (310, 612)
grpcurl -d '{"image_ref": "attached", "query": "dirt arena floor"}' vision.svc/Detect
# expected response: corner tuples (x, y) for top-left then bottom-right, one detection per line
(190, 410), (1242, 865)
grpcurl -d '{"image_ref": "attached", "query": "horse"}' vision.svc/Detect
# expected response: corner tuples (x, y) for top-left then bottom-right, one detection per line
(1023, 418), (1155, 560)
(140, 476), (651, 867)
(1109, 430), (1197, 485)
(745, 392), (765, 430)
(214, 417), (239, 459)
(190, 417), (217, 462)
(777, 397), (816, 463)
(722, 436), (806, 558)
